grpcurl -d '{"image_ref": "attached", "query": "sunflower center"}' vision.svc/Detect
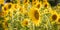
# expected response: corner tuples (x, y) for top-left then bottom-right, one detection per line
(52, 14), (57, 21)
(25, 21), (28, 25)
(58, 18), (60, 22)
(25, 0), (27, 3)
(4, 7), (7, 11)
(8, 4), (11, 9)
(34, 10), (39, 20)
(37, 4), (40, 8)
(45, 4), (47, 7)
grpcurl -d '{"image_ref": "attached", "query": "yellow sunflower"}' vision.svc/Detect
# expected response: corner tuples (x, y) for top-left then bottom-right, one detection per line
(56, 14), (60, 24)
(28, 7), (41, 26)
(23, 0), (29, 4)
(19, 6), (23, 13)
(35, 1), (42, 9)
(2, 4), (8, 11)
(12, 4), (20, 10)
(21, 19), (29, 27)
(8, 3), (13, 9)
(32, 0), (38, 6)
(2, 3), (10, 17)
(2, 3), (13, 11)
(49, 10), (59, 22)
(43, 0), (51, 8)
(0, 0), (4, 4)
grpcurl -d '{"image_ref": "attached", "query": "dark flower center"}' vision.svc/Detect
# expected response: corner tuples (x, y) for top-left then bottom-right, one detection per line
(34, 10), (39, 20)
(4, 7), (7, 11)
(58, 18), (60, 22)
(8, 4), (11, 9)
(45, 4), (47, 7)
(52, 14), (57, 21)
(37, 4), (40, 9)
(25, 0), (27, 3)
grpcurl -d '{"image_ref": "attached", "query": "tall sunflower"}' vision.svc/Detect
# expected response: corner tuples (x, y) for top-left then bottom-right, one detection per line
(28, 7), (41, 26)
(49, 10), (59, 22)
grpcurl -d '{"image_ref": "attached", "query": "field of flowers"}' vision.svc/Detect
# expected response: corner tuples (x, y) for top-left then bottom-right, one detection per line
(0, 0), (60, 30)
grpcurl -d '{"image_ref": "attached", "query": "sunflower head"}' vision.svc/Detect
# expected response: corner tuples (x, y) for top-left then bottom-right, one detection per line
(12, 4), (20, 10)
(35, 2), (42, 9)
(32, 0), (38, 6)
(28, 7), (41, 26)
(34, 10), (39, 20)
(50, 10), (59, 22)
(23, 0), (29, 4)
(56, 14), (60, 25)
(8, 3), (13, 9)
(56, 18), (60, 24)
(58, 18), (60, 23)
(2, 4), (8, 11)
(43, 1), (50, 8)
(21, 19), (29, 27)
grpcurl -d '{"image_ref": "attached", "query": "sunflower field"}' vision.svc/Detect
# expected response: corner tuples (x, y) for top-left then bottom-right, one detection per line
(0, 0), (60, 30)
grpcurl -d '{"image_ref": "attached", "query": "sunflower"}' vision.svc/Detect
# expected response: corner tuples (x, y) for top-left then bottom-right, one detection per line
(2, 3), (10, 17)
(8, 3), (13, 9)
(49, 10), (59, 22)
(43, 0), (51, 8)
(56, 18), (60, 25)
(19, 6), (23, 13)
(21, 19), (29, 27)
(0, 0), (4, 4)
(2, 4), (8, 11)
(12, 4), (20, 10)
(35, 1), (42, 9)
(28, 7), (41, 26)
(56, 14), (60, 25)
(23, 0), (29, 4)
(2, 3), (13, 11)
